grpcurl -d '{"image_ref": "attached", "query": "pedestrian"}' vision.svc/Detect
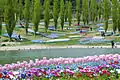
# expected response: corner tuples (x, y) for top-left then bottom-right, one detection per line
(20, 22), (24, 28)
(101, 31), (105, 37)
(80, 29), (82, 33)
(103, 32), (105, 37)
(111, 40), (114, 48)
(18, 34), (21, 40)
(90, 27), (92, 31)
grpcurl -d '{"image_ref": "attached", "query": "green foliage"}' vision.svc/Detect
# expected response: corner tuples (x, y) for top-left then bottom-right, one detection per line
(24, 0), (30, 35)
(44, 0), (50, 32)
(53, 0), (59, 30)
(0, 0), (4, 35)
(4, 0), (16, 40)
(60, 0), (65, 30)
(33, 0), (41, 35)
(68, 1), (72, 27)
(76, 0), (81, 25)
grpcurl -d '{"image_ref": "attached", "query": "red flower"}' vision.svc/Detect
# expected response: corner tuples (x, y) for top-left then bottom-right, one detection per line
(55, 73), (60, 78)
(109, 62), (113, 65)
(114, 61), (119, 65)
(5, 75), (9, 78)
(43, 71), (47, 75)
(0, 73), (2, 78)
(98, 66), (103, 70)
(76, 73), (82, 78)
(102, 70), (107, 74)
(86, 72), (93, 76)
(63, 71), (67, 75)
(40, 70), (46, 75)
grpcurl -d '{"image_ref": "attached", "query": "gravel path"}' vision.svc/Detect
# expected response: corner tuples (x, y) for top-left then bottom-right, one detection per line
(0, 44), (119, 51)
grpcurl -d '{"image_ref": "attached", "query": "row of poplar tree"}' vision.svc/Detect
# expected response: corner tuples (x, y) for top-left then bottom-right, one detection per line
(0, 0), (120, 40)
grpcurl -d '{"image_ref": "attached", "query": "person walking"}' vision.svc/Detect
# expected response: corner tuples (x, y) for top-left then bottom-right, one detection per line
(111, 40), (114, 48)
(18, 34), (21, 40)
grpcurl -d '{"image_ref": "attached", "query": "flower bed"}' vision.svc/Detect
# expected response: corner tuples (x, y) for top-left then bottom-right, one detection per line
(79, 37), (112, 44)
(0, 54), (120, 79)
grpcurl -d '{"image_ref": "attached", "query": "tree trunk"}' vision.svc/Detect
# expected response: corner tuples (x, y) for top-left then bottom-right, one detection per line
(105, 20), (108, 33)
(45, 28), (47, 33)
(55, 21), (57, 31)
(118, 20), (120, 34)
(25, 22), (29, 35)
(0, 23), (2, 35)
(25, 27), (28, 35)
(78, 18), (80, 26)
(61, 26), (63, 31)
(34, 31), (36, 39)
(65, 17), (67, 22)
(9, 37), (12, 42)
(113, 21), (117, 34)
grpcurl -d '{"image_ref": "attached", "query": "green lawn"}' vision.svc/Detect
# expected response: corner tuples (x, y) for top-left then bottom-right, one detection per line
(1, 20), (120, 46)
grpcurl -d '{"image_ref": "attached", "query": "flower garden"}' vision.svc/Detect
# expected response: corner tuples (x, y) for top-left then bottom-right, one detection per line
(0, 54), (120, 80)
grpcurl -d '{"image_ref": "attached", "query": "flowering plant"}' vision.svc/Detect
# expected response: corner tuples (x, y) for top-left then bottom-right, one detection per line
(0, 54), (120, 79)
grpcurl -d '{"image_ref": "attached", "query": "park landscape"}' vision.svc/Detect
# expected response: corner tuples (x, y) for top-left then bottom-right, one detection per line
(0, 0), (120, 80)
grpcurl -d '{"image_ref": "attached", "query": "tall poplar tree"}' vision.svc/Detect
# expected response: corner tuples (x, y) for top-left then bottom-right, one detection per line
(24, 0), (30, 35)
(53, 0), (59, 30)
(44, 0), (50, 32)
(112, 0), (118, 33)
(4, 0), (16, 40)
(117, 1), (120, 33)
(60, 0), (65, 30)
(103, 0), (111, 32)
(68, 1), (72, 27)
(97, 1), (103, 21)
(64, 1), (68, 22)
(14, 0), (19, 21)
(90, 0), (97, 23)
(0, 0), (4, 35)
(82, 0), (89, 25)
(30, 0), (34, 21)
(19, 0), (23, 20)
(76, 0), (80, 25)
(33, 0), (41, 35)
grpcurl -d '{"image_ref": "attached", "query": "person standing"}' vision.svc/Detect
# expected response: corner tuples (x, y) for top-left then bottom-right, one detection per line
(90, 27), (92, 31)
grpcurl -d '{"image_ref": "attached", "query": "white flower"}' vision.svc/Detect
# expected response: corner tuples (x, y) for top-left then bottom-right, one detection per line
(110, 70), (114, 73)
(116, 69), (120, 74)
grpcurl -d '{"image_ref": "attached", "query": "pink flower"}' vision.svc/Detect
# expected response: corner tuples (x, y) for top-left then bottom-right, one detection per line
(106, 72), (110, 76)
(80, 69), (86, 73)
(69, 71), (75, 76)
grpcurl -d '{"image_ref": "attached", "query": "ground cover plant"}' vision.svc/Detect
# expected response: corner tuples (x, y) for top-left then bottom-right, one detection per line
(0, 54), (120, 80)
